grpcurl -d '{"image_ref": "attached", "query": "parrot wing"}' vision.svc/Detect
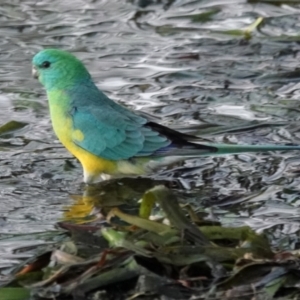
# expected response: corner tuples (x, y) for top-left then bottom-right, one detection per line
(70, 104), (171, 160)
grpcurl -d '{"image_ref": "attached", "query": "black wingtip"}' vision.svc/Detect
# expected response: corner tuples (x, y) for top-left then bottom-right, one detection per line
(146, 121), (218, 153)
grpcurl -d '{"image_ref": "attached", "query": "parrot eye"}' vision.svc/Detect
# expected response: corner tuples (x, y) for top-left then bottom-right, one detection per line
(41, 61), (51, 68)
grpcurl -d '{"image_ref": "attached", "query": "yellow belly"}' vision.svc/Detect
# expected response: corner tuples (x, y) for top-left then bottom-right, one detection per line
(49, 103), (117, 182)
(67, 140), (117, 182)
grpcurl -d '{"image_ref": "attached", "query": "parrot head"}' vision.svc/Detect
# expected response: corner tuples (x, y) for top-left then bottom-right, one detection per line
(32, 49), (91, 90)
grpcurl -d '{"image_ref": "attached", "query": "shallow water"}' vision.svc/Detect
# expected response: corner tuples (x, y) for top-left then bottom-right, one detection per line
(1, 0), (300, 272)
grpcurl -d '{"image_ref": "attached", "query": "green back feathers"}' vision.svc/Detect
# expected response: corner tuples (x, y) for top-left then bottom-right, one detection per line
(32, 49), (91, 90)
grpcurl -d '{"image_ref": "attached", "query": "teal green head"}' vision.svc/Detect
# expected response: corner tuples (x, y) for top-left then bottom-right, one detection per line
(32, 49), (91, 90)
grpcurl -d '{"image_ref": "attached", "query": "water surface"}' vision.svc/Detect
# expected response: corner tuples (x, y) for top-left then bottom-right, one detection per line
(1, 0), (300, 272)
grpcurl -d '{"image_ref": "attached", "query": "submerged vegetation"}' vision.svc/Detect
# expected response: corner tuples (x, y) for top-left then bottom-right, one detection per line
(3, 184), (300, 299)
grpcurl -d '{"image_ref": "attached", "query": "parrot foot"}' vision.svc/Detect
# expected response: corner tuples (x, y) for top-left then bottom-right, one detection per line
(83, 170), (113, 184)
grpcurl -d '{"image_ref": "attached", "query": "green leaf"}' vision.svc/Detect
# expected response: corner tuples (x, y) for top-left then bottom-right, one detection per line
(0, 120), (27, 136)
(264, 276), (286, 297)
(0, 287), (30, 300)
(191, 9), (220, 22)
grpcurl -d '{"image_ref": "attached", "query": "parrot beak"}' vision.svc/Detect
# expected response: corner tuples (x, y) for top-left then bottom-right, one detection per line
(32, 66), (39, 79)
